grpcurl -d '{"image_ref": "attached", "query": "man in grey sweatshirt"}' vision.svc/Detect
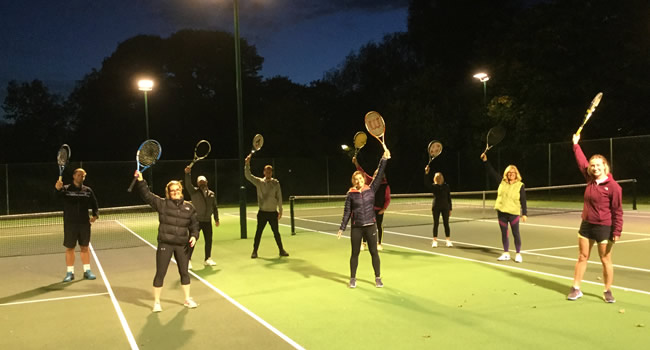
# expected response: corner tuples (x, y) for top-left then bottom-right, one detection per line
(184, 166), (220, 267)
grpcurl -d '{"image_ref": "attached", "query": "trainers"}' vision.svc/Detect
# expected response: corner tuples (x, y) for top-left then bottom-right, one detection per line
(375, 277), (384, 288)
(360, 242), (366, 251)
(514, 253), (523, 263)
(446, 240), (453, 247)
(349, 278), (357, 288)
(279, 250), (290, 257)
(204, 258), (217, 266)
(152, 302), (162, 313)
(62, 272), (75, 282)
(432, 240), (438, 248)
(184, 298), (198, 309)
(567, 287), (583, 301)
(251, 251), (258, 259)
(603, 290), (616, 303)
(188, 261), (193, 270)
(377, 244), (383, 251)
(83, 270), (96, 280)
(497, 253), (511, 261)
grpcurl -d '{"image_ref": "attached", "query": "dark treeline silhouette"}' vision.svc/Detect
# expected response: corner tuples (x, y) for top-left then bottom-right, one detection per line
(2, 0), (649, 195)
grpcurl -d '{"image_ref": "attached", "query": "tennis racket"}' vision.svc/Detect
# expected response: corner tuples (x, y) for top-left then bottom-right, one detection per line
(426, 140), (443, 167)
(483, 126), (506, 154)
(364, 111), (387, 151)
(575, 92), (603, 136)
(127, 139), (162, 192)
(353, 131), (367, 157)
(249, 134), (264, 157)
(57, 144), (71, 181)
(187, 139), (211, 168)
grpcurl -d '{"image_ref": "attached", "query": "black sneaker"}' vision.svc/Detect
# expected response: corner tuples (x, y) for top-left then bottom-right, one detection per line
(279, 250), (289, 257)
(251, 251), (258, 259)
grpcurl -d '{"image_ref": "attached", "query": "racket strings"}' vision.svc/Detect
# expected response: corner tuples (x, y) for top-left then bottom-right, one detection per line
(139, 142), (161, 166)
(195, 143), (211, 158)
(57, 150), (69, 165)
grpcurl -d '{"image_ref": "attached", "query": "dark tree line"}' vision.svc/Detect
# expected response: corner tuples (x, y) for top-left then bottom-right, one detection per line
(2, 0), (649, 192)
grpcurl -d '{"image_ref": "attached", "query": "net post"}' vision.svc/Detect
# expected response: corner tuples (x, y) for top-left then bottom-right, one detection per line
(482, 191), (486, 209)
(290, 196), (296, 235)
(632, 179), (637, 210)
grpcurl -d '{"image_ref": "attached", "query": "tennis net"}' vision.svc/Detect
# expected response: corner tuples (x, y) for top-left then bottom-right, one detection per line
(289, 179), (637, 234)
(0, 205), (158, 257)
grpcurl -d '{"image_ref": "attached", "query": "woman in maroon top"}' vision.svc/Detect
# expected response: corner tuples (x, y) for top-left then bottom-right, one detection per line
(567, 134), (623, 303)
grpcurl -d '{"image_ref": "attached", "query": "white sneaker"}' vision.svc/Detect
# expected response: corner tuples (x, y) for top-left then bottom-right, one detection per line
(184, 298), (198, 309)
(188, 261), (193, 271)
(360, 242), (366, 251)
(377, 244), (383, 251)
(497, 253), (511, 261)
(432, 240), (438, 248)
(515, 253), (523, 263)
(152, 302), (162, 313)
(446, 240), (453, 247)
(204, 258), (216, 266)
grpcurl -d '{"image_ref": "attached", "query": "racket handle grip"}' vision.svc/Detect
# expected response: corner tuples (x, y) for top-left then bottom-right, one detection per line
(58, 176), (62, 182)
(127, 177), (138, 193)
(188, 161), (195, 169)
(575, 126), (583, 136)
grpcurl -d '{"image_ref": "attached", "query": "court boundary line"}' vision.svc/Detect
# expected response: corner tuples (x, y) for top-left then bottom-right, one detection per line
(90, 243), (139, 350)
(0, 292), (109, 307)
(115, 219), (305, 350)
(288, 223), (650, 296)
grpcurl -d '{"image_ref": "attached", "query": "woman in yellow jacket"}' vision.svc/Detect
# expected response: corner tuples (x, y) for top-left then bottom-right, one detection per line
(481, 153), (528, 263)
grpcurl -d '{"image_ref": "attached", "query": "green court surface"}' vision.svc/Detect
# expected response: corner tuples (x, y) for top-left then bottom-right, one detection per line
(1, 206), (649, 349)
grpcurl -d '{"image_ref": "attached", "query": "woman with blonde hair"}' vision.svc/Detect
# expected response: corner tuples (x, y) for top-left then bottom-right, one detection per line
(480, 153), (527, 262)
(424, 165), (452, 247)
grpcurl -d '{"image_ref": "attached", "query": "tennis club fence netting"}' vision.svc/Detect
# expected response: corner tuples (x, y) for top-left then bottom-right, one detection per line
(289, 179), (637, 235)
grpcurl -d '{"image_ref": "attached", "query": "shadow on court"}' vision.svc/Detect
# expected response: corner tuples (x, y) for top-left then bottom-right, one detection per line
(0, 280), (84, 304)
(138, 308), (194, 349)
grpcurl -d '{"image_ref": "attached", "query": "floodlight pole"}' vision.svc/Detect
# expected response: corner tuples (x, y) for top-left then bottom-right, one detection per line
(234, 0), (247, 239)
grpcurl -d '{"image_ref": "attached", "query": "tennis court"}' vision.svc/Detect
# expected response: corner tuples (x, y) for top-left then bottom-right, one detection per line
(1, 192), (649, 349)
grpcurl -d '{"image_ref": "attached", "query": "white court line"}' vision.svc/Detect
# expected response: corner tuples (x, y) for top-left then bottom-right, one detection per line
(89, 243), (139, 350)
(527, 237), (650, 252)
(115, 219), (305, 350)
(0, 292), (108, 307)
(292, 216), (650, 273)
(289, 223), (650, 296)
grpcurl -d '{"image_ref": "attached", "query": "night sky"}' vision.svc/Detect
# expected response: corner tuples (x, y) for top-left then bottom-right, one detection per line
(0, 0), (409, 101)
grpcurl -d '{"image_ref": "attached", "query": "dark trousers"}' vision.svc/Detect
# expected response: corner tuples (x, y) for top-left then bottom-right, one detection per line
(350, 224), (381, 278)
(432, 208), (451, 238)
(253, 211), (284, 252)
(188, 221), (213, 261)
(153, 242), (190, 287)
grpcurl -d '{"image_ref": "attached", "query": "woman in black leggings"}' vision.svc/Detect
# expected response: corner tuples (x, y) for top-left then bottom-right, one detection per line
(337, 148), (390, 288)
(424, 165), (452, 247)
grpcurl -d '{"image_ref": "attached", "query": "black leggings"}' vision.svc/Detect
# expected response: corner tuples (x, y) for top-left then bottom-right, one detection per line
(188, 221), (213, 260)
(253, 211), (284, 252)
(432, 208), (451, 238)
(153, 242), (190, 287)
(497, 211), (522, 253)
(350, 224), (380, 278)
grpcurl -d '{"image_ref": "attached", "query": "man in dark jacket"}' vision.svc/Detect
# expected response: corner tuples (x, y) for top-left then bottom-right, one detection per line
(55, 168), (99, 282)
(184, 166), (220, 268)
(134, 170), (200, 313)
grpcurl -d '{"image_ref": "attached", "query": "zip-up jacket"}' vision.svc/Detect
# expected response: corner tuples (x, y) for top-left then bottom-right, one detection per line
(136, 180), (199, 245)
(355, 164), (391, 211)
(340, 157), (388, 231)
(55, 183), (99, 223)
(184, 172), (220, 223)
(573, 144), (623, 236)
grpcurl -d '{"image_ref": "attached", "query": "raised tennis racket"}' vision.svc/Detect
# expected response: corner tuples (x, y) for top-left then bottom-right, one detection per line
(249, 134), (264, 157)
(364, 111), (387, 151)
(187, 139), (211, 168)
(426, 140), (443, 167)
(353, 131), (367, 157)
(483, 126), (506, 154)
(127, 139), (162, 192)
(575, 92), (603, 136)
(57, 144), (71, 181)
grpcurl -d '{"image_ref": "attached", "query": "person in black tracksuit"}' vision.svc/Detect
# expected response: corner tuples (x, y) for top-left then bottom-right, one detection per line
(55, 168), (99, 282)
(424, 165), (453, 248)
(184, 166), (220, 267)
(134, 171), (200, 312)
(337, 148), (390, 289)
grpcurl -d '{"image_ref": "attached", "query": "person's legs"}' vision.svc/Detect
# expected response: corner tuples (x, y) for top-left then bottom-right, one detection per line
(597, 241), (615, 291)
(153, 243), (174, 288)
(375, 210), (384, 245)
(510, 216), (522, 253)
(201, 221), (213, 261)
(497, 212), (510, 253)
(267, 212), (286, 253)
(572, 237), (594, 288)
(363, 226), (381, 277)
(65, 248), (75, 267)
(432, 208), (441, 239)
(80, 245), (91, 265)
(253, 211), (269, 253)
(349, 227), (362, 278)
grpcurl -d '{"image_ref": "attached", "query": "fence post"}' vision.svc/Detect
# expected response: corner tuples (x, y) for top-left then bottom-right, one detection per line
(326, 156), (330, 196)
(5, 164), (9, 215)
(548, 143), (552, 186)
(290, 196), (296, 235)
(609, 138), (614, 172)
